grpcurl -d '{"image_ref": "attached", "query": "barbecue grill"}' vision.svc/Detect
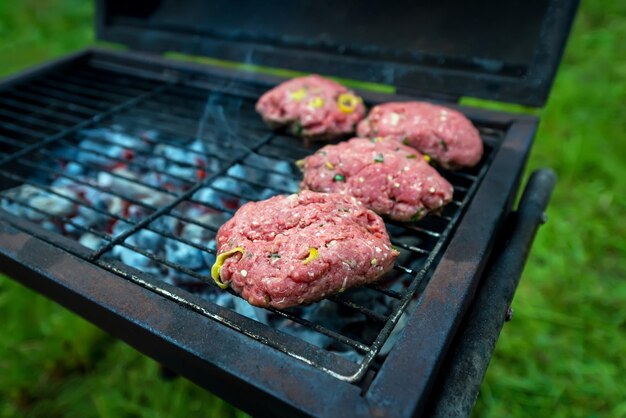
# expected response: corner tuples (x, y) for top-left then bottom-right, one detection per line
(0, 1), (578, 416)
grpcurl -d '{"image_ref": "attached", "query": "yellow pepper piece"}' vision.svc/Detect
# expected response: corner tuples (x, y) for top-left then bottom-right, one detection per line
(337, 93), (361, 113)
(324, 161), (335, 170)
(423, 154), (431, 163)
(211, 246), (244, 289)
(302, 247), (319, 265)
(309, 97), (324, 108)
(290, 87), (307, 101)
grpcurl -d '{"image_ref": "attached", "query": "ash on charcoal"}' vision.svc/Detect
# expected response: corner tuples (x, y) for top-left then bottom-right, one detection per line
(0, 184), (76, 222)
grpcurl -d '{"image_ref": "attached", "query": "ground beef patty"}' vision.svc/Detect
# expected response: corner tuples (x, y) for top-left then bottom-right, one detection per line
(299, 137), (454, 222)
(357, 102), (483, 169)
(211, 191), (398, 309)
(255, 75), (366, 141)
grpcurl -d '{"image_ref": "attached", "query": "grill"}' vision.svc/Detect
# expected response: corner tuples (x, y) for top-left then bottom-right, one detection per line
(0, 1), (577, 416)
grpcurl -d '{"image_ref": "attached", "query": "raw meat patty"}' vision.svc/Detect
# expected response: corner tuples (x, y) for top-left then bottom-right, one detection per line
(255, 75), (366, 141)
(357, 102), (483, 169)
(299, 137), (454, 222)
(211, 191), (399, 309)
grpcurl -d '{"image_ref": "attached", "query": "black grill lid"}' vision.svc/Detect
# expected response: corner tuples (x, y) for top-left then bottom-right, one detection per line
(96, 0), (577, 106)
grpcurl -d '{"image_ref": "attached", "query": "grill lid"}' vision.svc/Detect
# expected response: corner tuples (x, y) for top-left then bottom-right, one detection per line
(96, 0), (578, 106)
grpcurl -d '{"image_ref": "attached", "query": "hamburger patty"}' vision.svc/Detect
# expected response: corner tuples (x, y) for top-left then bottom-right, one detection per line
(357, 102), (483, 169)
(255, 75), (366, 141)
(211, 191), (399, 309)
(299, 137), (454, 222)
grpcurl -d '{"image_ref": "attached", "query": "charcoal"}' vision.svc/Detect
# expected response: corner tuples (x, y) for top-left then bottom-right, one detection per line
(165, 239), (205, 270)
(214, 293), (269, 325)
(132, 229), (164, 251)
(65, 162), (84, 176)
(112, 245), (160, 275)
(77, 139), (127, 166)
(79, 233), (105, 251)
(30, 188), (76, 218)
(41, 220), (61, 234)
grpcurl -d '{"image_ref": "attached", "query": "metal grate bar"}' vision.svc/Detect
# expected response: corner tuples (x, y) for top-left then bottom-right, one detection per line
(2, 89), (100, 116)
(35, 78), (136, 103)
(327, 295), (388, 323)
(366, 283), (403, 299)
(0, 107), (70, 132)
(0, 82), (176, 168)
(390, 240), (431, 256)
(0, 118), (54, 138)
(126, 104), (266, 138)
(107, 115), (256, 161)
(89, 132), (276, 260)
(63, 67), (166, 91)
(50, 72), (152, 97)
(0, 134), (28, 150)
(144, 94), (262, 126)
(0, 167), (226, 267)
(0, 194), (112, 241)
(19, 84), (111, 110)
(54, 139), (199, 185)
(0, 97), (85, 124)
(392, 264), (415, 275)
(5, 157), (173, 211)
(0, 166), (222, 261)
(266, 307), (371, 353)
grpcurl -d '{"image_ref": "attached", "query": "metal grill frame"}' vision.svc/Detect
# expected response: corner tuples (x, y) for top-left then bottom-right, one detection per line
(0, 48), (539, 417)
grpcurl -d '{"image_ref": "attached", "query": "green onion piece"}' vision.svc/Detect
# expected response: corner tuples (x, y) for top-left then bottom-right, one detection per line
(410, 208), (426, 222)
(293, 122), (303, 136)
(374, 154), (385, 163)
(406, 154), (417, 159)
(333, 174), (346, 182)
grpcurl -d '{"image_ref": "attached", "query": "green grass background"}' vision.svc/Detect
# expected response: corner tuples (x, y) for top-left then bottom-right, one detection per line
(0, 1), (624, 417)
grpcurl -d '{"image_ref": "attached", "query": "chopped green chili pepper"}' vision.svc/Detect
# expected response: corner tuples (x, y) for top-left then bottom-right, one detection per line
(337, 93), (361, 113)
(290, 87), (307, 101)
(333, 174), (346, 182)
(302, 247), (319, 265)
(211, 247), (245, 289)
(406, 154), (417, 159)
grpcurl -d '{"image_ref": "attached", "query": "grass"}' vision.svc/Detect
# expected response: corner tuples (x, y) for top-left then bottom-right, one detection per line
(1, 1), (625, 417)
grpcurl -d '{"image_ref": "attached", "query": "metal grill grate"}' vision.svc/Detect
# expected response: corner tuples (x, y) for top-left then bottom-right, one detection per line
(0, 58), (502, 382)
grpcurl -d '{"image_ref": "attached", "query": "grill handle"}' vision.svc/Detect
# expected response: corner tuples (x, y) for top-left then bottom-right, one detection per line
(427, 168), (557, 418)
